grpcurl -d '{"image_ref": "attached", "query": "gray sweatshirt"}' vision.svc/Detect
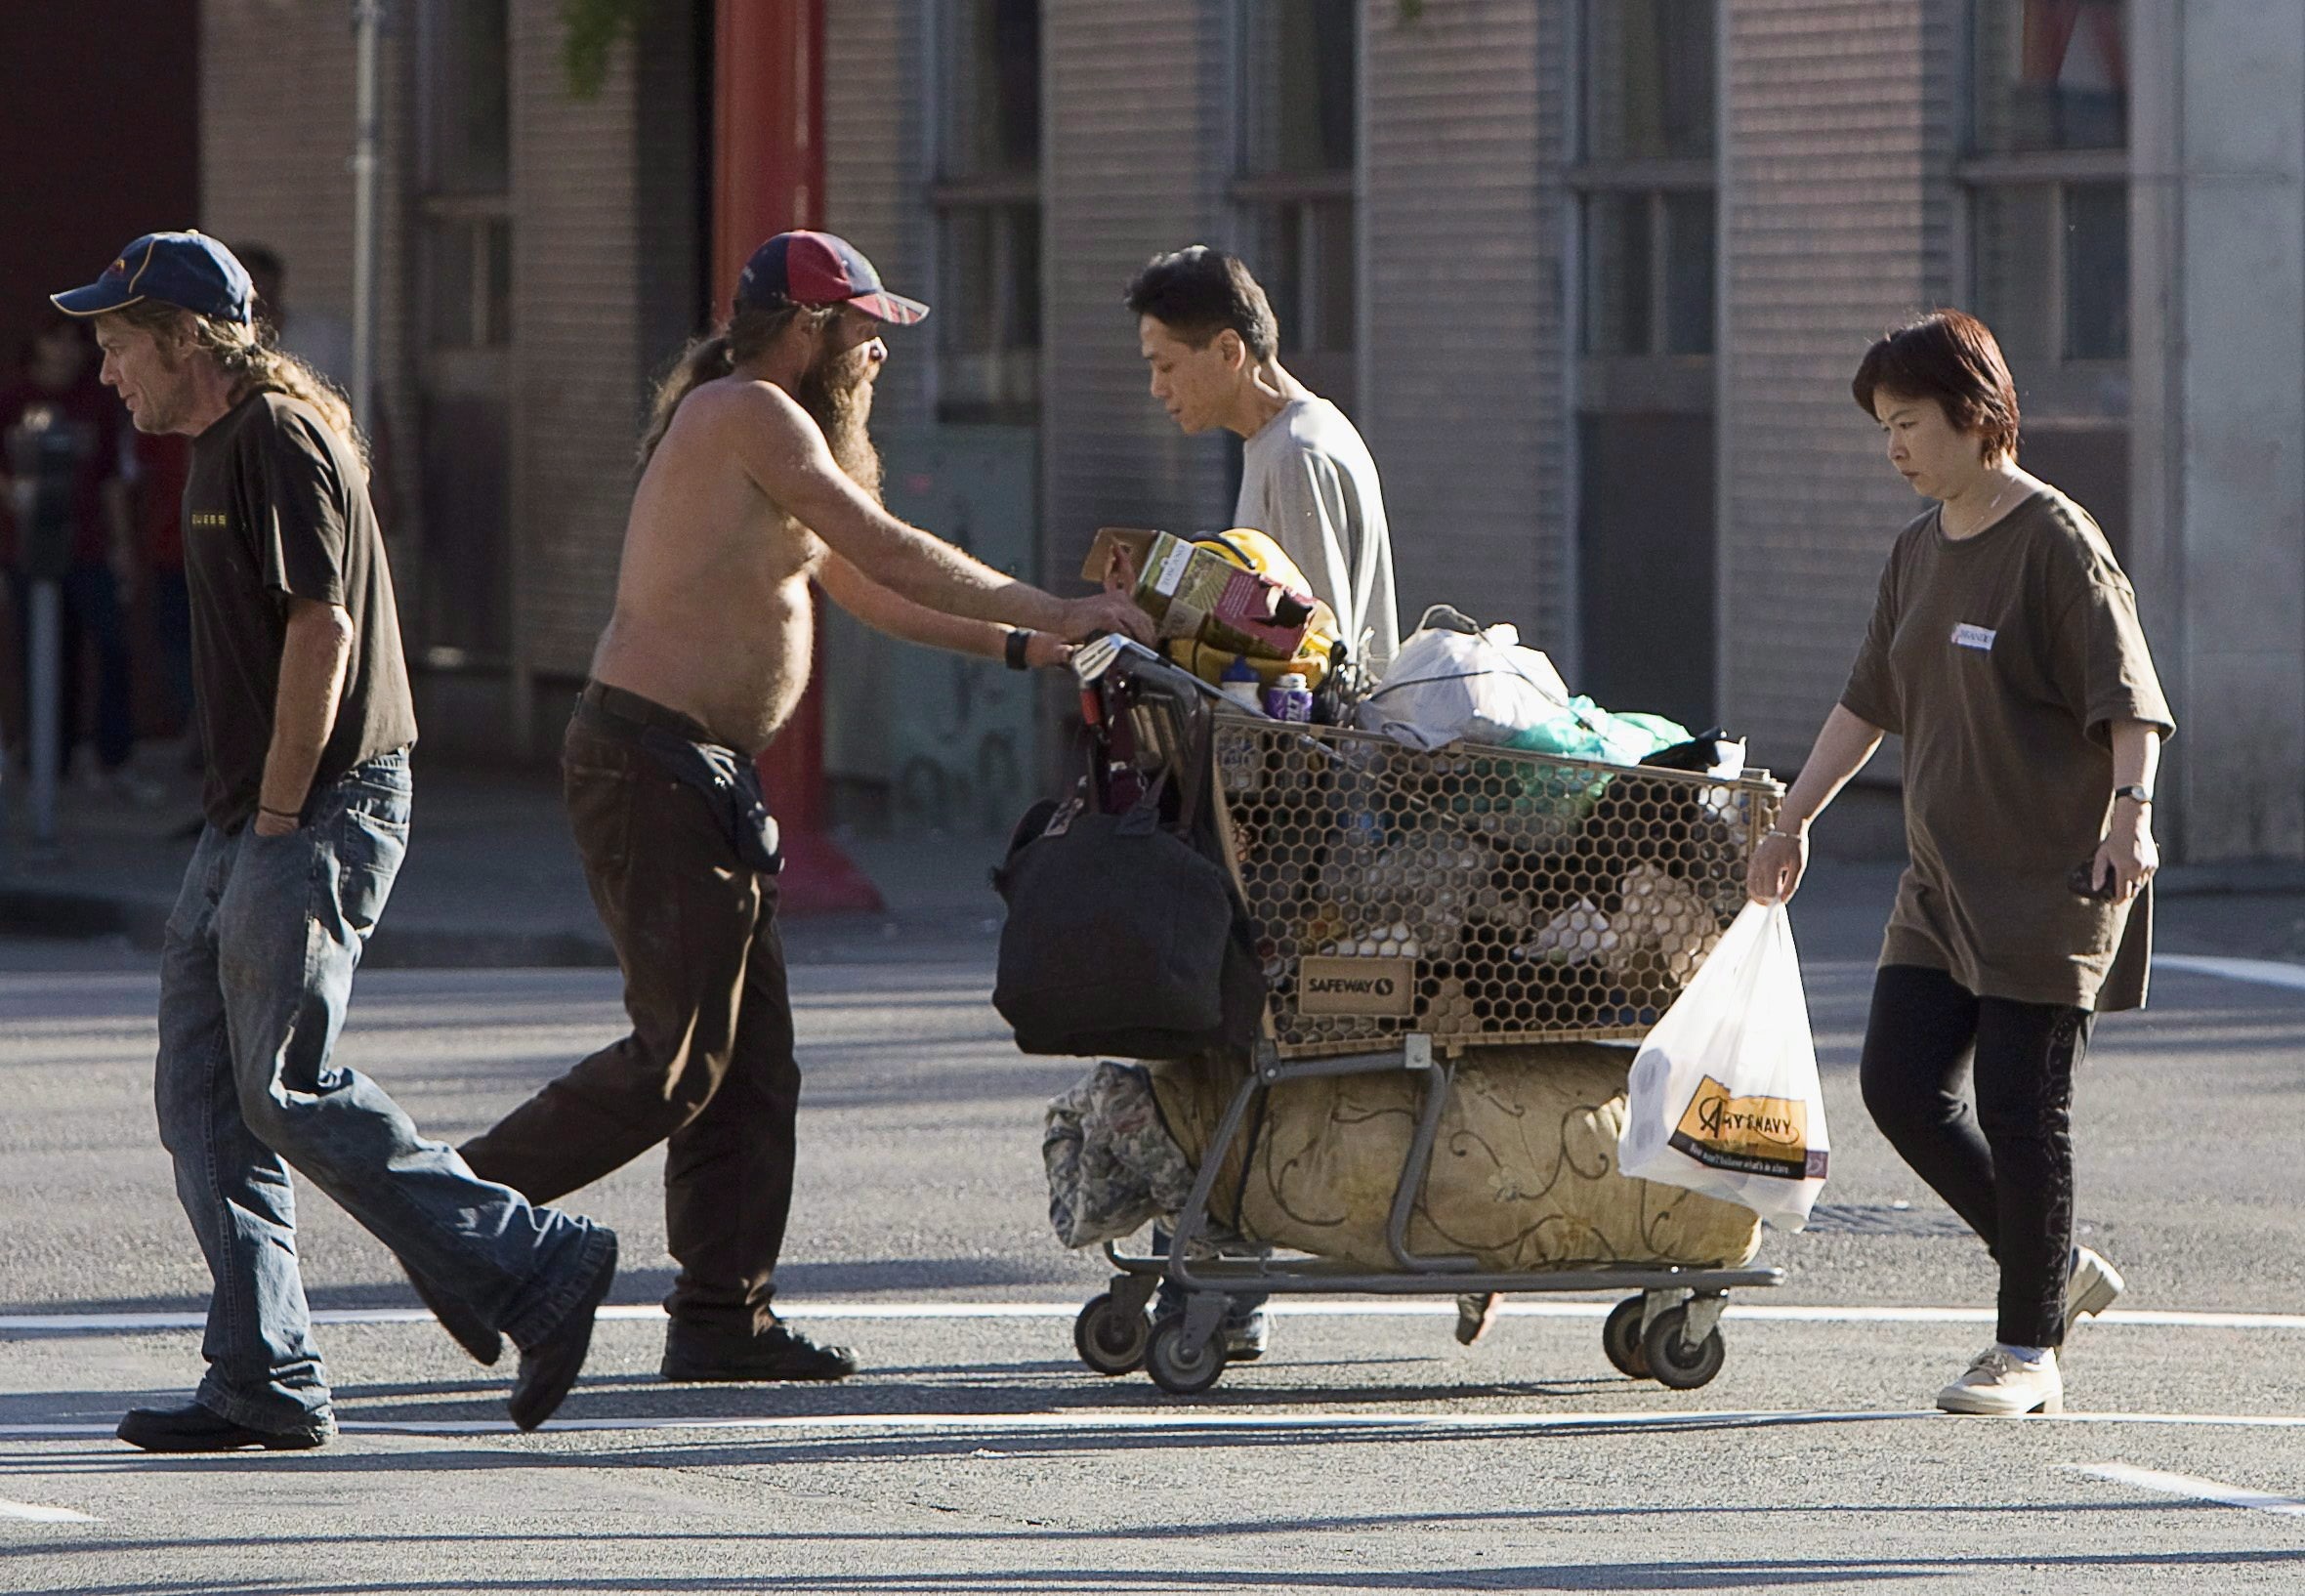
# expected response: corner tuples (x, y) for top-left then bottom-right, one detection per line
(1234, 396), (1401, 674)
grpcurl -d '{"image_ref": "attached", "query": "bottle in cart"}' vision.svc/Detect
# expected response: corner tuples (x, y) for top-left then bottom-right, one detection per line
(1219, 655), (1264, 711)
(1264, 671), (1314, 723)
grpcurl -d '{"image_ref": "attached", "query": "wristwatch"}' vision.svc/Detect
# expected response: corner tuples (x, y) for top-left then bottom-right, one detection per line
(1004, 627), (1032, 670)
(2113, 783), (2153, 805)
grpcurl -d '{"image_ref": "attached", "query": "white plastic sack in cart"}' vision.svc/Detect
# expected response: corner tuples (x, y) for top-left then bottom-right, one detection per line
(1354, 610), (1571, 751)
(1617, 900), (1829, 1229)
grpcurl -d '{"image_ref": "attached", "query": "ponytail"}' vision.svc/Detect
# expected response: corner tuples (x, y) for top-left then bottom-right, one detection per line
(637, 330), (735, 472)
(635, 300), (832, 473)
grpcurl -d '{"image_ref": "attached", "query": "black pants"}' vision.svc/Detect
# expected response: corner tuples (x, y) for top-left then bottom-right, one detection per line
(462, 688), (800, 1336)
(1859, 964), (2092, 1348)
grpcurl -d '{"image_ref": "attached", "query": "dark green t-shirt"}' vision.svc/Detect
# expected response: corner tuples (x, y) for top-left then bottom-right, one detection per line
(1840, 490), (2174, 1012)
(183, 390), (417, 830)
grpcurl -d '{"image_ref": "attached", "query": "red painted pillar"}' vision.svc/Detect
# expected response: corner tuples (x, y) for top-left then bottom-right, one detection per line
(714, 0), (883, 913)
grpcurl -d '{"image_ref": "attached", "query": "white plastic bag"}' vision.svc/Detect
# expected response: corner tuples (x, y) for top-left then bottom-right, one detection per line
(1617, 900), (1828, 1229)
(1356, 618), (1571, 751)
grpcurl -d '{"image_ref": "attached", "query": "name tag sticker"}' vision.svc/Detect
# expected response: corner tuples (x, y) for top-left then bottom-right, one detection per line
(1951, 623), (1997, 652)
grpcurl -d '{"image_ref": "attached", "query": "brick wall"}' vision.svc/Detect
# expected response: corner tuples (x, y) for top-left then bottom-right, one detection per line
(198, 0), (420, 560)
(825, 0), (933, 433)
(1362, 0), (1562, 647)
(506, 1), (649, 681)
(1717, 0), (1959, 770)
(1040, 0), (1235, 588)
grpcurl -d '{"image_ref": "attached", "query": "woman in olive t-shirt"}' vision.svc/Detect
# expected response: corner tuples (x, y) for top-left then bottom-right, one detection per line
(1746, 310), (2173, 1419)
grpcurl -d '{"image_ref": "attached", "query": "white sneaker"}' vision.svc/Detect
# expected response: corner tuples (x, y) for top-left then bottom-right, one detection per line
(1937, 1345), (2063, 1415)
(2067, 1245), (2125, 1324)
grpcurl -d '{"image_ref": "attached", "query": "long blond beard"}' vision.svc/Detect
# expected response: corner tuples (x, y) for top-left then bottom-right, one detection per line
(798, 342), (882, 502)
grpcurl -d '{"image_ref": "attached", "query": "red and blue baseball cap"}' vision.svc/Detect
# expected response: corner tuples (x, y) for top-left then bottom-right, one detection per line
(51, 231), (255, 325)
(735, 231), (928, 325)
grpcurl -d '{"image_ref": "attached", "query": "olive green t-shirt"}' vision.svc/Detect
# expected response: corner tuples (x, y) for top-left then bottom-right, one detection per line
(184, 390), (418, 830)
(1839, 490), (2174, 1012)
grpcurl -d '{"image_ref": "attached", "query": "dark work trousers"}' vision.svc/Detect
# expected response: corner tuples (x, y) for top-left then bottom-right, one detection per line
(460, 690), (801, 1335)
(1858, 963), (2093, 1349)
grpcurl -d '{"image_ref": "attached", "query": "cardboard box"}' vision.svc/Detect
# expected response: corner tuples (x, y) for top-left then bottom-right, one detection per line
(1083, 525), (1316, 662)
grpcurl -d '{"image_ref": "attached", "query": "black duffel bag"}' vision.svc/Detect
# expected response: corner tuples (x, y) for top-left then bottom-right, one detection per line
(992, 774), (1263, 1060)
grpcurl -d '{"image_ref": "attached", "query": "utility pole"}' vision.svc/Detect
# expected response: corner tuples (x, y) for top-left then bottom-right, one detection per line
(349, 0), (384, 441)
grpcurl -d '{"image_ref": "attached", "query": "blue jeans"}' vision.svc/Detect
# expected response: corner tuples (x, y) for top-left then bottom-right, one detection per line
(156, 751), (610, 1429)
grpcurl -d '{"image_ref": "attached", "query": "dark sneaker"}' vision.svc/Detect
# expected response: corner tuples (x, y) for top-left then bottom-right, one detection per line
(660, 1320), (860, 1383)
(508, 1230), (618, 1432)
(1453, 1291), (1502, 1347)
(117, 1401), (334, 1453)
(403, 1262), (502, 1366)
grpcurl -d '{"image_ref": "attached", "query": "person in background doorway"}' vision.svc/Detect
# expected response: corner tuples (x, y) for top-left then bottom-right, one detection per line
(0, 314), (155, 802)
(235, 243), (354, 393)
(1747, 308), (2170, 1418)
(236, 242), (398, 534)
(1127, 244), (1400, 676)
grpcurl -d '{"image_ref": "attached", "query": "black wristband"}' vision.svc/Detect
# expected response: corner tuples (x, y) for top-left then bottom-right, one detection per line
(260, 805), (300, 821)
(1004, 627), (1031, 670)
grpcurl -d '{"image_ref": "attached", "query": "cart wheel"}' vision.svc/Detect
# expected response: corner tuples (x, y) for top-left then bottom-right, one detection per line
(1602, 1296), (1653, 1379)
(1073, 1292), (1152, 1376)
(1146, 1315), (1226, 1396)
(1641, 1304), (1727, 1390)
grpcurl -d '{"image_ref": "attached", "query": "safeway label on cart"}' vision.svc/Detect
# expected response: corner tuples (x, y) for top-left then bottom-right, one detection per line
(1298, 956), (1417, 1017)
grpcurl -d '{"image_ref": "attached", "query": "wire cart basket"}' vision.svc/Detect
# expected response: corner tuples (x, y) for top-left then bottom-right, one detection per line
(1062, 639), (1791, 1396)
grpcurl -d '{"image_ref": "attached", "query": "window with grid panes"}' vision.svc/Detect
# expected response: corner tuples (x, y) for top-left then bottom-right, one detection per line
(1571, 0), (1720, 732)
(1234, 0), (1357, 411)
(1967, 0), (2129, 364)
(413, 0), (513, 663)
(932, 0), (1040, 422)
(1577, 0), (1714, 358)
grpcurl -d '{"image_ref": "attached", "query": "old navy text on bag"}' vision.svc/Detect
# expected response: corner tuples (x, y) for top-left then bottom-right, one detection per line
(1617, 900), (1829, 1229)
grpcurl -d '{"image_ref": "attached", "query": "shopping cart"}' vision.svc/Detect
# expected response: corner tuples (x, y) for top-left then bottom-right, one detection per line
(1061, 638), (1790, 1395)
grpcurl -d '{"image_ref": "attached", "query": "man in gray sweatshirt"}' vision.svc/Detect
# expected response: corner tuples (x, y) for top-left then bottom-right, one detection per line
(1127, 246), (1400, 676)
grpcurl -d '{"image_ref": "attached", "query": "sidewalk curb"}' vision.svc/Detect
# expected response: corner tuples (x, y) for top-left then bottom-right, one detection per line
(0, 884), (618, 969)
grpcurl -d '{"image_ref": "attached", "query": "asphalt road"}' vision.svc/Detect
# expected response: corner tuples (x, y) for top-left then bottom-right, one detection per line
(4, 867), (2305, 1594)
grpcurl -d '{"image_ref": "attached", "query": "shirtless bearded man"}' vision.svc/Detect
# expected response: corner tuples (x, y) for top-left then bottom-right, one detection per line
(420, 231), (1148, 1383)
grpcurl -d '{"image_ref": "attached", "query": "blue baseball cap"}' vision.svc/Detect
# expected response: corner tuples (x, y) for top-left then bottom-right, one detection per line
(51, 231), (255, 325)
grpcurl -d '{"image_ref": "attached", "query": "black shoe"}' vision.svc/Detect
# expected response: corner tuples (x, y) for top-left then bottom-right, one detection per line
(508, 1230), (617, 1432)
(117, 1401), (333, 1453)
(659, 1320), (860, 1383)
(403, 1263), (502, 1366)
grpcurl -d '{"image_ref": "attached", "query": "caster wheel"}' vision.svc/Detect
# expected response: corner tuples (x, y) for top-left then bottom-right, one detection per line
(1146, 1315), (1226, 1396)
(1641, 1304), (1727, 1390)
(1602, 1295), (1653, 1379)
(1073, 1292), (1152, 1376)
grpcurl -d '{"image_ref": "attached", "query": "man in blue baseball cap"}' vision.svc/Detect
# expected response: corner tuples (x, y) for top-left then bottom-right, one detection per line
(441, 230), (1150, 1385)
(55, 231), (618, 1449)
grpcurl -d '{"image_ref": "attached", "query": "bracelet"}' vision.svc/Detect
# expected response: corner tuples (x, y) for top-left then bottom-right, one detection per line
(1766, 827), (1805, 842)
(1004, 627), (1032, 671)
(260, 805), (300, 821)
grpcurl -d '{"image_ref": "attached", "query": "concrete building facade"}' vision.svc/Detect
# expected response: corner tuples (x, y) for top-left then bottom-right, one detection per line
(192, 0), (2304, 861)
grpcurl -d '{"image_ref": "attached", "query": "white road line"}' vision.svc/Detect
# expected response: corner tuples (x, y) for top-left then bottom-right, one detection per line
(6, 1300), (2303, 1335)
(0, 1495), (98, 1523)
(2156, 954), (2305, 993)
(2071, 1463), (2305, 1517)
(8, 1408), (2305, 1443)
